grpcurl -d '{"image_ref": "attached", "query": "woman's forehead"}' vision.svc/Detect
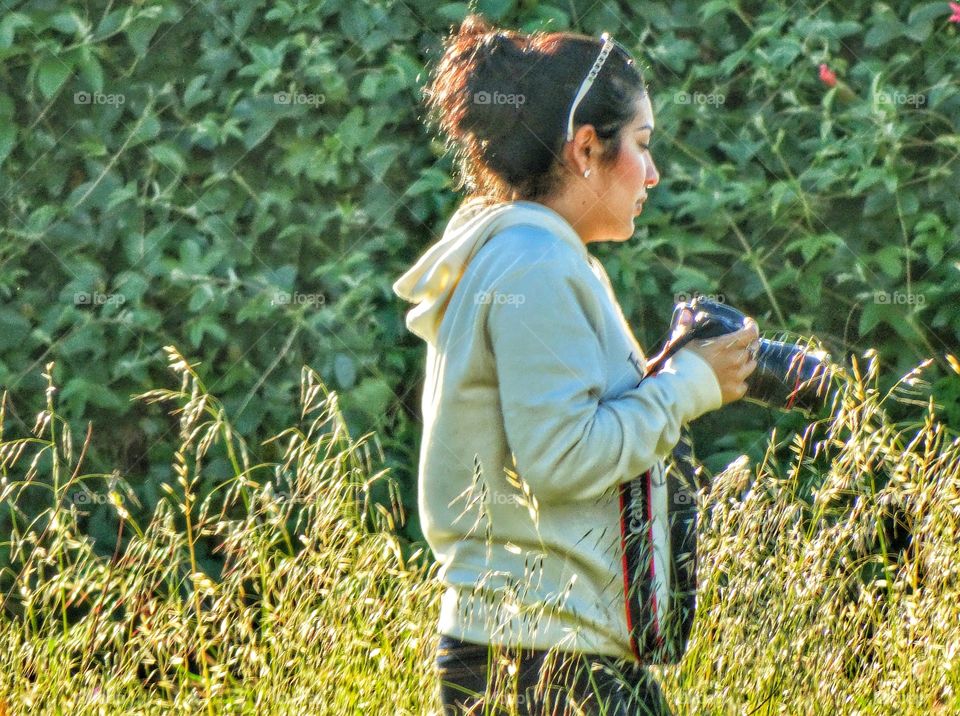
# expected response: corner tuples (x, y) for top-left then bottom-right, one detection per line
(632, 95), (655, 131)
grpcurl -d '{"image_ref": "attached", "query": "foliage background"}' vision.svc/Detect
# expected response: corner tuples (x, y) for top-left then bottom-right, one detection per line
(1, 0), (958, 573)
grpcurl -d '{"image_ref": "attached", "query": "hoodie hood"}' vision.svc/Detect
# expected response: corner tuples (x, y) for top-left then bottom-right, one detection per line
(392, 198), (587, 344)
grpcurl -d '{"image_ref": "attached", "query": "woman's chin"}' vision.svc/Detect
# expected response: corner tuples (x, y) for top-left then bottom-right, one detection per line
(623, 209), (643, 235)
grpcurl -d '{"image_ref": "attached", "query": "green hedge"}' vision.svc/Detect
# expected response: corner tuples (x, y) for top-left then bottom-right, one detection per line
(1, 0), (958, 558)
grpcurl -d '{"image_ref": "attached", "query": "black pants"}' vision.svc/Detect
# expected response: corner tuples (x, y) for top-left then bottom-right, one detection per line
(435, 634), (673, 716)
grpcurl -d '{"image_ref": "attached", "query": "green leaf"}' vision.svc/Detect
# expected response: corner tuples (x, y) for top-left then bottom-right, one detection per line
(128, 115), (162, 147)
(37, 55), (73, 99)
(26, 205), (58, 233)
(148, 143), (186, 173)
(183, 75), (212, 109)
(698, 0), (735, 21)
(669, 265), (713, 294)
(436, 3), (470, 22)
(898, 190), (919, 217)
(0, 123), (14, 166)
(188, 283), (216, 312)
(783, 233), (844, 263)
(770, 181), (798, 217)
(906, 2), (948, 42)
(361, 143), (401, 181)
(262, 265), (296, 291)
(336, 107), (367, 152)
(94, 8), (129, 39)
(61, 377), (126, 412)
(0, 309), (30, 351)
(358, 72), (381, 100)
(349, 377), (394, 420)
(795, 18), (863, 40)
(873, 245), (903, 279)
(187, 315), (228, 347)
(858, 301), (890, 335)
(125, 18), (160, 57)
(864, 17), (906, 48)
(852, 167), (887, 194)
(0, 12), (32, 49)
(77, 49), (104, 93)
(527, 4), (570, 29)
(237, 296), (271, 323)
(405, 168), (449, 197)
(106, 181), (138, 211)
(115, 272), (148, 304)
(76, 138), (108, 157)
(387, 52), (422, 90)
(765, 39), (802, 70)
(50, 11), (86, 35)
(477, 0), (513, 20)
(334, 353), (357, 389)
(863, 189), (895, 218)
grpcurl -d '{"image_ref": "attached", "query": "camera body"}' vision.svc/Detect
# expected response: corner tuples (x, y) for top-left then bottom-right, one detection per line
(667, 297), (834, 413)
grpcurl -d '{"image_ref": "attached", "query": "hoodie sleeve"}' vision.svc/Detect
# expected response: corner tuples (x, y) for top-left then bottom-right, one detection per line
(486, 257), (722, 504)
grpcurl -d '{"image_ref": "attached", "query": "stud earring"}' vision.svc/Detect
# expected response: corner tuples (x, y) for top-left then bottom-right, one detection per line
(583, 169), (591, 178)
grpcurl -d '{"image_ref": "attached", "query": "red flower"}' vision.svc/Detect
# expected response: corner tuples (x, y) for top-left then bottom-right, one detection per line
(819, 64), (837, 87)
(950, 2), (960, 23)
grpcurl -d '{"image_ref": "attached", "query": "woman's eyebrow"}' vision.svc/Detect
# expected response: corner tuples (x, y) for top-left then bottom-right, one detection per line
(637, 124), (654, 132)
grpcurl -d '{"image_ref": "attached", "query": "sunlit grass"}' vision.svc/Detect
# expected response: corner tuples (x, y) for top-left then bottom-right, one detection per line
(0, 347), (957, 714)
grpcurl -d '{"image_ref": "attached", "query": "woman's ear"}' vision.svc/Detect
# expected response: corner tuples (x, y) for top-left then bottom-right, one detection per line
(570, 124), (597, 176)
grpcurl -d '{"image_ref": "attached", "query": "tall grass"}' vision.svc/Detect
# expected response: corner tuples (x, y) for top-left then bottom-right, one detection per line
(667, 351), (960, 714)
(0, 348), (443, 714)
(0, 347), (957, 714)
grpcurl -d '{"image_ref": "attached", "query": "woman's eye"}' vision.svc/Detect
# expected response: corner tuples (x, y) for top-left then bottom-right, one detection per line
(638, 142), (650, 151)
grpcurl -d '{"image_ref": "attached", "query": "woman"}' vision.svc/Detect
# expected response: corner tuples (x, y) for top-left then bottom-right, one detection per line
(393, 15), (760, 715)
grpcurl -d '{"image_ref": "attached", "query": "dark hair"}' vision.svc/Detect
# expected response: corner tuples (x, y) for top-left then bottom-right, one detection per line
(423, 14), (647, 202)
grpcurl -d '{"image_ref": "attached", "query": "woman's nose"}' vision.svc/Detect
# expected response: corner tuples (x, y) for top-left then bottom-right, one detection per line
(646, 159), (659, 188)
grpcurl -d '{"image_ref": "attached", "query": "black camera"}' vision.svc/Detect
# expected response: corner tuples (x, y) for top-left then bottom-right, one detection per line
(648, 297), (835, 413)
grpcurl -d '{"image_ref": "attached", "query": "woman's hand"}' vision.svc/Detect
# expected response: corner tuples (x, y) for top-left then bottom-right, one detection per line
(680, 312), (761, 405)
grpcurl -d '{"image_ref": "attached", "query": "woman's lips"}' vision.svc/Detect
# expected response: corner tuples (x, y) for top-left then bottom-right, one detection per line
(632, 194), (648, 216)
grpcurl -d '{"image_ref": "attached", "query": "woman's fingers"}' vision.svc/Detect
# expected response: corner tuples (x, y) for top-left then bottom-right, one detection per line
(683, 315), (760, 405)
(723, 320), (759, 351)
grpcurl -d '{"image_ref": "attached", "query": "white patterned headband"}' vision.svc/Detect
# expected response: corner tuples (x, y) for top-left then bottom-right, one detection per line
(565, 32), (617, 142)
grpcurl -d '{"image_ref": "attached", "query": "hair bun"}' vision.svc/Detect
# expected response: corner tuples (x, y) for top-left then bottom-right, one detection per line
(424, 14), (646, 201)
(456, 13), (495, 39)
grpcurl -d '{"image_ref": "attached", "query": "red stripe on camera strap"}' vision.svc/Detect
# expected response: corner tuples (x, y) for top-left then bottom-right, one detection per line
(784, 362), (806, 411)
(618, 467), (664, 663)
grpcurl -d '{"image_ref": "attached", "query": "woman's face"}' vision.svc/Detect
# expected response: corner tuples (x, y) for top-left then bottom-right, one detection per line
(590, 94), (659, 242)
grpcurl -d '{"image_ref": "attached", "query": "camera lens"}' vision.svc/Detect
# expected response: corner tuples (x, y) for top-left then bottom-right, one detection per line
(670, 297), (835, 413)
(749, 339), (833, 412)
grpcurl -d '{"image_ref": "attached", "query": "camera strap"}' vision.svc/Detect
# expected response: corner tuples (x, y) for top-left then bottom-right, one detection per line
(618, 329), (702, 664)
(617, 467), (666, 663)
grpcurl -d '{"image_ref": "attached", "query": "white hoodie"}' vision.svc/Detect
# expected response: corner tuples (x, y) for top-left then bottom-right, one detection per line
(393, 197), (722, 659)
